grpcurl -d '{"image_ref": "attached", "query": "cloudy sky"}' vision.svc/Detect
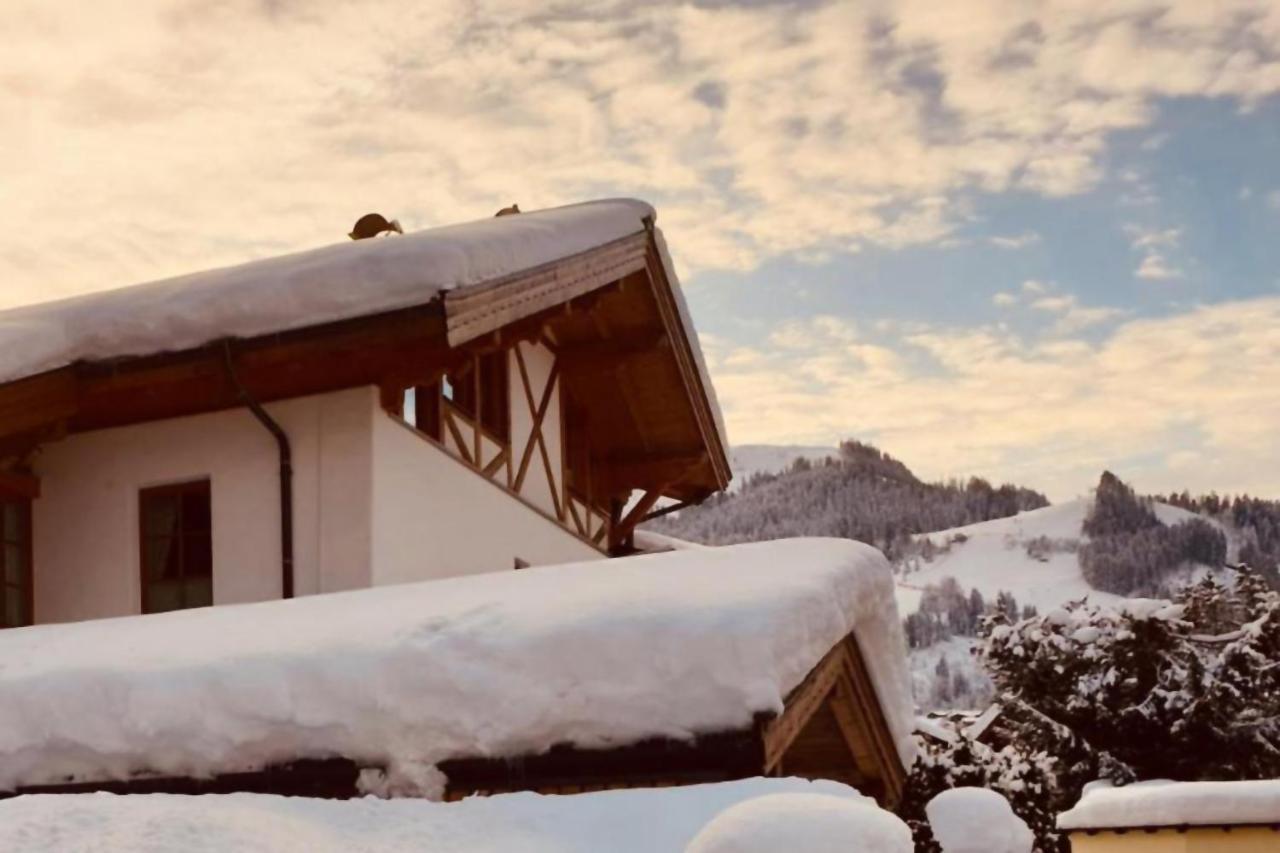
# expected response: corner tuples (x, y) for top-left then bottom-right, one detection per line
(3, 0), (1278, 500)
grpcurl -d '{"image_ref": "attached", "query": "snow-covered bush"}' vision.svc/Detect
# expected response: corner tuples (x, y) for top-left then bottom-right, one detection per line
(898, 732), (1059, 852)
(926, 787), (1033, 853)
(685, 793), (912, 853)
(981, 566), (1280, 783)
(900, 566), (1280, 853)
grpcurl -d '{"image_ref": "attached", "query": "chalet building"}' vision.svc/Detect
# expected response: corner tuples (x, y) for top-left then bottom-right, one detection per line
(0, 199), (729, 626)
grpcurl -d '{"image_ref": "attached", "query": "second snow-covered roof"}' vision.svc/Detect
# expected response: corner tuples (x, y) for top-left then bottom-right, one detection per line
(0, 199), (653, 386)
(1058, 780), (1280, 830)
(0, 538), (912, 793)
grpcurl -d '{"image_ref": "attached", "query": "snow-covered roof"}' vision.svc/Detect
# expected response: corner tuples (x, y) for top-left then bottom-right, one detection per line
(0, 199), (652, 386)
(1057, 780), (1280, 830)
(0, 538), (912, 793)
(0, 778), (867, 853)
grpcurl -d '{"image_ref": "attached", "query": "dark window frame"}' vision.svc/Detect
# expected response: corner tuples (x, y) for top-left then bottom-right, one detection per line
(410, 349), (510, 444)
(0, 500), (33, 628)
(139, 479), (213, 614)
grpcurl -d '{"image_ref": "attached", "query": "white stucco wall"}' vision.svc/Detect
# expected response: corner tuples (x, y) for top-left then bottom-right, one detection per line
(31, 357), (603, 625)
(32, 387), (375, 624)
(370, 411), (603, 586)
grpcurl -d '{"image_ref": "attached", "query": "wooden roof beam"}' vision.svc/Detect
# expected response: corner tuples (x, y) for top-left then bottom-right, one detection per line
(0, 369), (78, 446)
(609, 487), (664, 553)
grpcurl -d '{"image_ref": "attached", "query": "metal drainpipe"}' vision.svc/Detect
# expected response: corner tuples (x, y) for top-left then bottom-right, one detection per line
(221, 340), (294, 599)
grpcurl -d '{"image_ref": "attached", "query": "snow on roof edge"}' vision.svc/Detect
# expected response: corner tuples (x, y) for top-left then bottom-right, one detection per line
(653, 226), (731, 457)
(0, 537), (913, 793)
(0, 199), (653, 385)
(1057, 779), (1280, 830)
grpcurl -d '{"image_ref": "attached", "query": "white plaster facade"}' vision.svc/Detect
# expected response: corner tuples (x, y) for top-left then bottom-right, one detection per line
(30, 340), (604, 625)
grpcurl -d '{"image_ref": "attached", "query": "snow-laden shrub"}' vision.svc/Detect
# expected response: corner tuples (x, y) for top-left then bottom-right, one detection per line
(900, 566), (1280, 853)
(898, 732), (1059, 852)
(926, 787), (1033, 853)
(685, 793), (912, 853)
(981, 566), (1280, 783)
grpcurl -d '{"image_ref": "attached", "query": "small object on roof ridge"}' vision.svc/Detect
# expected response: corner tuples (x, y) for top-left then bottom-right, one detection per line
(495, 203), (520, 217)
(348, 213), (403, 240)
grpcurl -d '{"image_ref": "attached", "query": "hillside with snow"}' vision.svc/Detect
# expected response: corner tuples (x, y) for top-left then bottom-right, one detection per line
(896, 496), (1223, 615)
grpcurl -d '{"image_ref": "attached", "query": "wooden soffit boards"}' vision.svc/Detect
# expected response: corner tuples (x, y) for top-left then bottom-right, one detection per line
(443, 231), (650, 348)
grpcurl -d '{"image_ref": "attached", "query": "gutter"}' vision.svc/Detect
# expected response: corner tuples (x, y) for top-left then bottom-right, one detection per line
(221, 340), (294, 599)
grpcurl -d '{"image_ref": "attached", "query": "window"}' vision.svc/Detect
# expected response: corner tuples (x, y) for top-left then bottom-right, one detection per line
(140, 480), (212, 614)
(476, 350), (510, 442)
(411, 349), (509, 444)
(0, 501), (31, 628)
(563, 391), (592, 498)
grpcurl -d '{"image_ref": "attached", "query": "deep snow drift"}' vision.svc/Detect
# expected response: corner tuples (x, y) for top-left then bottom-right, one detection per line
(0, 538), (912, 793)
(1058, 779), (1280, 830)
(0, 778), (868, 853)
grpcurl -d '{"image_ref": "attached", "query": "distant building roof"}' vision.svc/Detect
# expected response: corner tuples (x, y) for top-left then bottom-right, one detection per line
(1058, 779), (1280, 832)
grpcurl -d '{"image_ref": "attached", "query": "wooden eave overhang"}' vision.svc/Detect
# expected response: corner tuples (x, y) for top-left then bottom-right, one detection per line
(0, 228), (730, 502)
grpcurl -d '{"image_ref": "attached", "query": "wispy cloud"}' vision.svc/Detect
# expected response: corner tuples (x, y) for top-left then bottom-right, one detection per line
(1126, 226), (1183, 249)
(1030, 294), (1127, 333)
(1136, 253), (1184, 281)
(988, 231), (1041, 250)
(3, 1), (1280, 303)
(706, 296), (1280, 499)
(1126, 225), (1186, 280)
(992, 281), (1125, 332)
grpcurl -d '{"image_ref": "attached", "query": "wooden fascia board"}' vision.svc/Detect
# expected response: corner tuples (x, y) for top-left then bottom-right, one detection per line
(69, 304), (449, 433)
(639, 224), (731, 492)
(761, 642), (845, 772)
(0, 368), (77, 446)
(443, 231), (650, 348)
(841, 636), (908, 803)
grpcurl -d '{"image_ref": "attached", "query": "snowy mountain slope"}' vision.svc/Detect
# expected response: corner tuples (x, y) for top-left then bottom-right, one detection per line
(895, 497), (1217, 615)
(729, 444), (836, 489)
